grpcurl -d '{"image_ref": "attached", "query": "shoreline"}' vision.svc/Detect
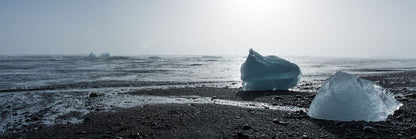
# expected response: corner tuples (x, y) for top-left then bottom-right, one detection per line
(2, 71), (416, 138)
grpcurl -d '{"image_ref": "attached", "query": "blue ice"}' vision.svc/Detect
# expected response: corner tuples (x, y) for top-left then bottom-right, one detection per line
(308, 71), (402, 121)
(240, 49), (301, 91)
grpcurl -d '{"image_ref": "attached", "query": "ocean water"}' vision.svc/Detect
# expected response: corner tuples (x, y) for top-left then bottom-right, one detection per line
(1, 55), (416, 133)
(2, 55), (415, 92)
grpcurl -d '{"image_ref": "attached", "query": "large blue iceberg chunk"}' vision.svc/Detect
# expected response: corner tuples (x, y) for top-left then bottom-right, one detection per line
(240, 49), (301, 91)
(307, 71), (402, 121)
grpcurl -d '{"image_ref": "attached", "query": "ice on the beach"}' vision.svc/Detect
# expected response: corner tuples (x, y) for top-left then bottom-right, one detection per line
(307, 71), (402, 121)
(100, 52), (110, 58)
(88, 52), (110, 58)
(240, 49), (301, 91)
(88, 52), (96, 58)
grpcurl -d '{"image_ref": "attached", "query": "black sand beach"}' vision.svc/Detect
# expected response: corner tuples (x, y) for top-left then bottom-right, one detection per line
(2, 71), (416, 139)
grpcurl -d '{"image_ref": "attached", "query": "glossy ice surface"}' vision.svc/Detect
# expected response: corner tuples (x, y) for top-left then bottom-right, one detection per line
(308, 72), (402, 121)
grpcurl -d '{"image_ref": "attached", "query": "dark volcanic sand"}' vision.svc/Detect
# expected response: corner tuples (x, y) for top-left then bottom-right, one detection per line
(3, 71), (416, 139)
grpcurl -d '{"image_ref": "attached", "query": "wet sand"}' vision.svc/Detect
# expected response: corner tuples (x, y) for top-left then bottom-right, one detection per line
(3, 71), (416, 138)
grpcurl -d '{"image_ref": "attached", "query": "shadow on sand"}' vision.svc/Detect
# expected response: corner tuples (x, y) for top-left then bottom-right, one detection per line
(308, 118), (391, 138)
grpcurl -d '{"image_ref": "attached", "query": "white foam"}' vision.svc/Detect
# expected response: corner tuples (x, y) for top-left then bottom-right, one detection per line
(0, 89), (305, 133)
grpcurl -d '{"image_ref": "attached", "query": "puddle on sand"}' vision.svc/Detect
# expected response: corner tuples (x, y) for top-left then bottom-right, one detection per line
(0, 90), (306, 134)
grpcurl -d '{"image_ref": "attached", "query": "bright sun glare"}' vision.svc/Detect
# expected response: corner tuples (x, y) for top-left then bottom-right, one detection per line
(225, 0), (297, 14)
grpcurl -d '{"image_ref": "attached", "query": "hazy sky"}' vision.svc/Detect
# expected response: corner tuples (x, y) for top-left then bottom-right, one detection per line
(1, 0), (415, 57)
